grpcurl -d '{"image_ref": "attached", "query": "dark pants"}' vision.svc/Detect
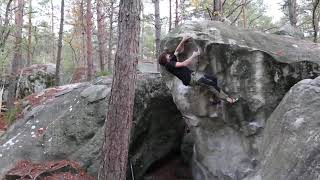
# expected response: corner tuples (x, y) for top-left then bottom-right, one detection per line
(198, 74), (220, 92)
(190, 72), (229, 100)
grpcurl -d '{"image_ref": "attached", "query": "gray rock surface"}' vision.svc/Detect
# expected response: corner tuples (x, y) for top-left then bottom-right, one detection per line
(246, 76), (320, 180)
(0, 74), (184, 179)
(160, 21), (320, 180)
(273, 23), (304, 38)
(2, 64), (56, 102)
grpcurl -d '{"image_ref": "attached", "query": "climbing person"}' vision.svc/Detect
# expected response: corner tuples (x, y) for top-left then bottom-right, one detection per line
(158, 36), (238, 104)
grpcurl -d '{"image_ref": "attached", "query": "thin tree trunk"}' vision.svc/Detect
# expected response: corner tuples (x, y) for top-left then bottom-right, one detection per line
(0, 0), (14, 50)
(288, 0), (297, 27)
(213, 0), (222, 21)
(99, 0), (141, 179)
(12, 0), (24, 71)
(80, 0), (86, 67)
(55, 0), (64, 86)
(169, 0), (172, 31)
(242, 0), (247, 28)
(312, 0), (320, 42)
(175, 0), (178, 27)
(51, 0), (56, 63)
(107, 0), (114, 72)
(154, 0), (161, 71)
(7, 0), (24, 110)
(86, 0), (94, 80)
(97, 0), (106, 72)
(27, 0), (32, 66)
(139, 3), (144, 60)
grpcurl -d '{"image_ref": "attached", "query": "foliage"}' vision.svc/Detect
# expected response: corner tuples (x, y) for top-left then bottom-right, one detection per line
(96, 70), (112, 77)
(4, 104), (21, 125)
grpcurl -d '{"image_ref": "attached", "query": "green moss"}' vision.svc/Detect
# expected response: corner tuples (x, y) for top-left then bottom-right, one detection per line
(96, 70), (112, 77)
(4, 105), (22, 126)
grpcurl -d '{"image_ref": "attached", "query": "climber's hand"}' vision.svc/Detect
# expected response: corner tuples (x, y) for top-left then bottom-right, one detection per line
(192, 48), (201, 57)
(182, 36), (192, 42)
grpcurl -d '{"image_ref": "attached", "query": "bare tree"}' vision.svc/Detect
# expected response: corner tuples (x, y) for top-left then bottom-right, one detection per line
(99, 0), (141, 179)
(55, 0), (65, 86)
(107, 0), (115, 72)
(7, 0), (24, 109)
(27, 0), (32, 66)
(80, 0), (86, 67)
(139, 3), (144, 60)
(242, 0), (247, 28)
(154, 0), (161, 71)
(86, 0), (94, 80)
(175, 0), (178, 27)
(213, 0), (223, 21)
(97, 0), (106, 72)
(0, 0), (14, 50)
(169, 0), (172, 31)
(287, 0), (298, 27)
(312, 0), (320, 42)
(51, 0), (56, 63)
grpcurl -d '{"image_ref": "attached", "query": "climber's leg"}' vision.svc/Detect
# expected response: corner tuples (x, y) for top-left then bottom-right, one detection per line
(191, 72), (238, 103)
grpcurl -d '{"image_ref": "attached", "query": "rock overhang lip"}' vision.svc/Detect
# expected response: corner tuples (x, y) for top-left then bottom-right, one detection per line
(161, 21), (320, 65)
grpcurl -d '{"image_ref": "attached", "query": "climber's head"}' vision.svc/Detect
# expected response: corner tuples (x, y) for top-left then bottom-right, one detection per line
(158, 51), (174, 66)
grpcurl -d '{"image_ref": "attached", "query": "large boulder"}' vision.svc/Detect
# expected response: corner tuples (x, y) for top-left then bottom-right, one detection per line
(0, 73), (185, 179)
(1, 64), (56, 102)
(247, 76), (320, 180)
(160, 21), (320, 180)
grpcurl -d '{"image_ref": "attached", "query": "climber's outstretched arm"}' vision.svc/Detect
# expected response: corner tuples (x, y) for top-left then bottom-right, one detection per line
(174, 36), (191, 56)
(175, 49), (200, 68)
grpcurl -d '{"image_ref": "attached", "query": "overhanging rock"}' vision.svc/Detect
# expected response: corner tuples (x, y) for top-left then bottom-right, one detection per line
(160, 21), (320, 180)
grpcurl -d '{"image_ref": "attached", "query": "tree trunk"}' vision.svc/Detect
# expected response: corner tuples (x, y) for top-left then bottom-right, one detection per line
(7, 0), (24, 110)
(55, 0), (64, 86)
(312, 0), (320, 42)
(99, 0), (141, 179)
(139, 3), (144, 60)
(242, 0), (247, 28)
(169, 0), (172, 31)
(27, 0), (32, 66)
(288, 0), (297, 27)
(107, 0), (114, 72)
(80, 0), (86, 67)
(86, 0), (94, 80)
(213, 0), (222, 21)
(51, 0), (56, 63)
(97, 0), (106, 72)
(175, 0), (178, 27)
(0, 0), (14, 50)
(154, 0), (161, 71)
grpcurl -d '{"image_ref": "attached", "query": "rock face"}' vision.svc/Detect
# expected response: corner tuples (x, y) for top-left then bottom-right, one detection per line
(160, 21), (320, 180)
(2, 64), (56, 102)
(0, 73), (185, 179)
(247, 76), (320, 180)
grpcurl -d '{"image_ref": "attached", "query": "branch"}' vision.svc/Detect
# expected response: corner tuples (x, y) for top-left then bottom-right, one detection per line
(249, 14), (263, 26)
(0, 0), (14, 48)
(312, 0), (320, 42)
(297, 19), (312, 28)
(226, 0), (252, 19)
(231, 7), (243, 25)
(222, 0), (228, 7)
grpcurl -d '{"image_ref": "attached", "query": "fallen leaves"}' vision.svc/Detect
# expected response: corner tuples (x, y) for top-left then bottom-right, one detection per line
(5, 160), (95, 180)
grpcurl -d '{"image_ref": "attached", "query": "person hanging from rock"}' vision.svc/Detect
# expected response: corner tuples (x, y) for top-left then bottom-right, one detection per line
(158, 36), (238, 104)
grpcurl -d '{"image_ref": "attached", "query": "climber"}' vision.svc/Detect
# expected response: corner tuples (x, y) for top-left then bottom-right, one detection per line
(158, 36), (238, 104)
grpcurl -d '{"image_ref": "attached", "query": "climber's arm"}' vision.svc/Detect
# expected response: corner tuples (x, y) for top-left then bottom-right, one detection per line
(175, 49), (200, 68)
(174, 36), (191, 56)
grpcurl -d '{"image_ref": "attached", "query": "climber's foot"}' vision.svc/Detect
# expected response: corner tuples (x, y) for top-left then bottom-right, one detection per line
(226, 97), (238, 103)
